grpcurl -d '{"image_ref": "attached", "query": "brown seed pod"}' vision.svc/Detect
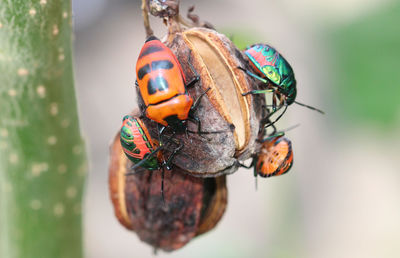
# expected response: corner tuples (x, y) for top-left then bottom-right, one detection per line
(196, 176), (227, 235)
(109, 128), (228, 251)
(137, 27), (264, 176)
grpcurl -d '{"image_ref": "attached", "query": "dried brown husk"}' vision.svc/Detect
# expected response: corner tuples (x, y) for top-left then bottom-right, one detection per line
(109, 128), (227, 251)
(136, 26), (263, 176)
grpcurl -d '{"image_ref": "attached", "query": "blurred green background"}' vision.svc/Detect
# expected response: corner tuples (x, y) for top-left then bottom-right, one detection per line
(72, 0), (400, 257)
(331, 1), (400, 128)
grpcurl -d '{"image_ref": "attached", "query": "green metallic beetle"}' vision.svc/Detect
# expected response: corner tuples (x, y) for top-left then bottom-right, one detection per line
(241, 43), (323, 118)
(242, 44), (296, 110)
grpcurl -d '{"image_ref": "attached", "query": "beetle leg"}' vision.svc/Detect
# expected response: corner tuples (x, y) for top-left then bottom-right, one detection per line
(158, 124), (168, 144)
(185, 75), (200, 89)
(185, 50), (201, 88)
(126, 143), (166, 174)
(272, 92), (278, 112)
(187, 116), (207, 140)
(264, 105), (288, 131)
(188, 116), (201, 134)
(259, 109), (275, 128)
(164, 139), (184, 170)
(190, 87), (211, 115)
(187, 115), (232, 138)
(242, 89), (273, 96)
(237, 66), (269, 84)
(126, 130), (176, 175)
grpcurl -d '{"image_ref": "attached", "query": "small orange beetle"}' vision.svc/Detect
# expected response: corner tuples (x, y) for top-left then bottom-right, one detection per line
(255, 135), (293, 177)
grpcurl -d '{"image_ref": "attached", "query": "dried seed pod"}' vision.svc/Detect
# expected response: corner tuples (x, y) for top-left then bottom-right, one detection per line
(137, 27), (264, 176)
(109, 128), (227, 251)
(196, 176), (227, 235)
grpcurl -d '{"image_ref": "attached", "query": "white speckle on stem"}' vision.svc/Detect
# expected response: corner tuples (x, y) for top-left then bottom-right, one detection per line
(77, 162), (87, 176)
(66, 187), (77, 198)
(0, 142), (8, 149)
(61, 119), (70, 128)
(58, 164), (67, 174)
(40, 0), (47, 5)
(9, 153), (18, 164)
(36, 85), (46, 98)
(73, 145), (82, 155)
(8, 89), (19, 98)
(17, 68), (28, 76)
(47, 136), (57, 145)
(1, 129), (8, 137)
(30, 200), (42, 210)
(31, 162), (49, 177)
(53, 203), (65, 217)
(50, 103), (58, 116)
(63, 12), (68, 19)
(3, 182), (13, 193)
(0, 23), (3, 29)
(58, 54), (65, 61)
(29, 8), (36, 16)
(74, 204), (81, 215)
(8, 89), (17, 97)
(52, 25), (59, 36)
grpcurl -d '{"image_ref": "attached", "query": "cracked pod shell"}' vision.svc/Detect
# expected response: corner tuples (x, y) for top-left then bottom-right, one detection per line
(136, 27), (265, 177)
(109, 128), (227, 251)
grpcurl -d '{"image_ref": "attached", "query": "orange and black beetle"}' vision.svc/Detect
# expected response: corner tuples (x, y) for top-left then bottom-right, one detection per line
(255, 134), (293, 177)
(135, 36), (203, 133)
(238, 133), (293, 180)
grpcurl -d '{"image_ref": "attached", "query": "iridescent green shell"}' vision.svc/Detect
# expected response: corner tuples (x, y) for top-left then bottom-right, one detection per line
(245, 44), (297, 105)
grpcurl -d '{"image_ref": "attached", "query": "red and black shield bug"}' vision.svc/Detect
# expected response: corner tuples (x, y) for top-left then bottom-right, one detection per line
(120, 115), (161, 170)
(135, 36), (209, 134)
(120, 115), (183, 201)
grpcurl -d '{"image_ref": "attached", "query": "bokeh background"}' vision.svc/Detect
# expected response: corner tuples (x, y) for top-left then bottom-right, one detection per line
(72, 0), (400, 257)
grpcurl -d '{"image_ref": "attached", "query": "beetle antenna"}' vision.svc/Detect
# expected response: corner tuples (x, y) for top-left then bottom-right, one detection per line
(260, 124), (300, 143)
(266, 82), (325, 115)
(280, 123), (301, 133)
(264, 105), (288, 130)
(293, 101), (325, 114)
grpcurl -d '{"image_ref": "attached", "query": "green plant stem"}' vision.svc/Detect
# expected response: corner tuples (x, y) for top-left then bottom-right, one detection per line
(0, 1), (86, 258)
